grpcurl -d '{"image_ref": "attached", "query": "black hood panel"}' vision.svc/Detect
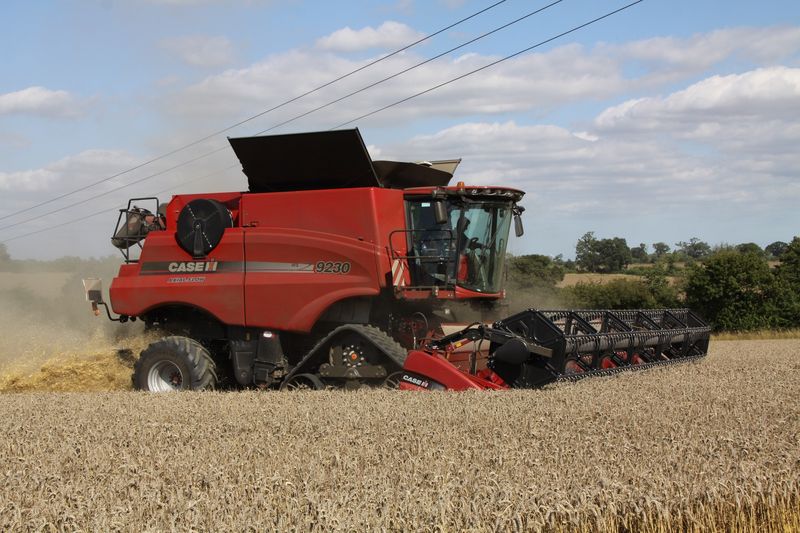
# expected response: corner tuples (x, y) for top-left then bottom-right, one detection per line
(229, 128), (455, 192)
(371, 160), (453, 189)
(229, 129), (380, 193)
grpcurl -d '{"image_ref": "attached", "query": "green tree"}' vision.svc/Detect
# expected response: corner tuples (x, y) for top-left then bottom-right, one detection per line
(595, 237), (632, 272)
(507, 254), (565, 289)
(652, 242), (670, 259)
(684, 250), (792, 331)
(642, 265), (680, 307)
(575, 232), (601, 273)
(630, 243), (648, 263)
(552, 254), (575, 271)
(565, 263), (678, 310)
(765, 241), (789, 259)
(676, 237), (711, 260)
(773, 237), (800, 324)
(565, 279), (655, 309)
(575, 232), (631, 273)
(776, 237), (800, 289)
(736, 242), (763, 256)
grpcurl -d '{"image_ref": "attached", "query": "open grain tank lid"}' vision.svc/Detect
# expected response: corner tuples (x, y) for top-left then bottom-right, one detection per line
(228, 128), (456, 192)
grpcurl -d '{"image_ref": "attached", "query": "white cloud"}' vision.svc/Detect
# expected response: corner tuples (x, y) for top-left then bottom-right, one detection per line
(572, 131), (599, 142)
(601, 26), (800, 85)
(385, 111), (799, 227)
(0, 169), (59, 191)
(144, 0), (272, 5)
(594, 66), (800, 157)
(599, 66), (800, 124)
(0, 132), (30, 149)
(316, 21), (425, 52)
(164, 25), (800, 131)
(164, 42), (625, 125)
(146, 0), (215, 3)
(0, 87), (82, 118)
(0, 146), (243, 258)
(0, 150), (140, 194)
(160, 35), (236, 68)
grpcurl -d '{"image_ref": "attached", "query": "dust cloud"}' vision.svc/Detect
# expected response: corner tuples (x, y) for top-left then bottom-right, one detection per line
(0, 268), (149, 392)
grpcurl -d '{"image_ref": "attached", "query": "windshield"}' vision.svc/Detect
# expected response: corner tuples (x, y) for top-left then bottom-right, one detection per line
(406, 199), (513, 293)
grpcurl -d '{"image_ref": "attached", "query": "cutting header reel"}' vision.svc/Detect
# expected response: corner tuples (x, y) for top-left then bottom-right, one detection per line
(400, 308), (711, 391)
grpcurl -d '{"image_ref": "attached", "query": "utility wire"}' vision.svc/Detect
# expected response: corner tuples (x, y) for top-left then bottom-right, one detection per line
(0, 150), (233, 233)
(0, 0), (509, 224)
(332, 0), (644, 129)
(0, 0), (562, 234)
(1, 166), (233, 244)
(255, 0), (564, 134)
(2, 0), (645, 245)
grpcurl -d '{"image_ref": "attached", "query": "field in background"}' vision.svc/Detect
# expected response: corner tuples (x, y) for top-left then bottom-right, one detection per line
(0, 340), (798, 531)
(713, 329), (800, 340)
(557, 272), (641, 287)
(557, 272), (682, 287)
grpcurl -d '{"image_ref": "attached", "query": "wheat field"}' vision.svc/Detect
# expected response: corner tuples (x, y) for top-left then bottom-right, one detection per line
(0, 339), (798, 531)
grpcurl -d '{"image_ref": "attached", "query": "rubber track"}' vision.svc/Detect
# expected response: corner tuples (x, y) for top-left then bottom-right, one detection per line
(554, 353), (706, 384)
(285, 324), (407, 382)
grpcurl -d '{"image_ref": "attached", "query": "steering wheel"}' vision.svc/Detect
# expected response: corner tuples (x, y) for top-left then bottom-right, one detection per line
(468, 237), (484, 250)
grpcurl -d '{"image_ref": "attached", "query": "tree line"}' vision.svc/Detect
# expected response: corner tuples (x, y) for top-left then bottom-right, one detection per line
(572, 232), (790, 273)
(506, 235), (800, 332)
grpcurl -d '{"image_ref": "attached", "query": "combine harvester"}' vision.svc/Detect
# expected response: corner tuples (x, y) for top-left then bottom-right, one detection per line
(84, 129), (710, 391)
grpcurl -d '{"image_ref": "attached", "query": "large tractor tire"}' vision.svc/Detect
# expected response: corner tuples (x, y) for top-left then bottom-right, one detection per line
(133, 336), (217, 392)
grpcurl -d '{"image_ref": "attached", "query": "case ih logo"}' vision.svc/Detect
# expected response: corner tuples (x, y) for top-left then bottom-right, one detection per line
(168, 261), (219, 273)
(140, 260), (318, 275)
(401, 373), (430, 389)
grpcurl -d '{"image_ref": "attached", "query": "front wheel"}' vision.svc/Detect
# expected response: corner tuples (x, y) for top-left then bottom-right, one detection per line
(383, 371), (405, 390)
(281, 373), (325, 391)
(133, 336), (217, 391)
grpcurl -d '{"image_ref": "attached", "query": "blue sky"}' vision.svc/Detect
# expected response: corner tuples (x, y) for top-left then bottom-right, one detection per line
(1, 0), (799, 259)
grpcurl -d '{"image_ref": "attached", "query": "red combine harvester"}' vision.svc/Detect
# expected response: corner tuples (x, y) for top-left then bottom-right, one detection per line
(84, 129), (710, 391)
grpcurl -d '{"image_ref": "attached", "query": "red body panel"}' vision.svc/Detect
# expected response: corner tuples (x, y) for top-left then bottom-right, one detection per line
(240, 188), (404, 331)
(110, 228), (246, 325)
(242, 227), (380, 331)
(110, 188), (408, 332)
(401, 350), (506, 391)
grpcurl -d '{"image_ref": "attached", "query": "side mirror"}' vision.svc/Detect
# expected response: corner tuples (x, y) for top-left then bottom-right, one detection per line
(514, 214), (524, 237)
(433, 200), (448, 225)
(82, 278), (104, 316)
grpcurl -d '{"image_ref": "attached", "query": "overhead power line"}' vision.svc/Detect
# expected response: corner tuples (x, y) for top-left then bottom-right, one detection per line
(2, 0), (646, 246)
(0, 149), (231, 233)
(0, 0), (563, 234)
(1, 165), (235, 244)
(254, 0), (565, 134)
(332, 0), (645, 129)
(0, 0), (509, 224)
